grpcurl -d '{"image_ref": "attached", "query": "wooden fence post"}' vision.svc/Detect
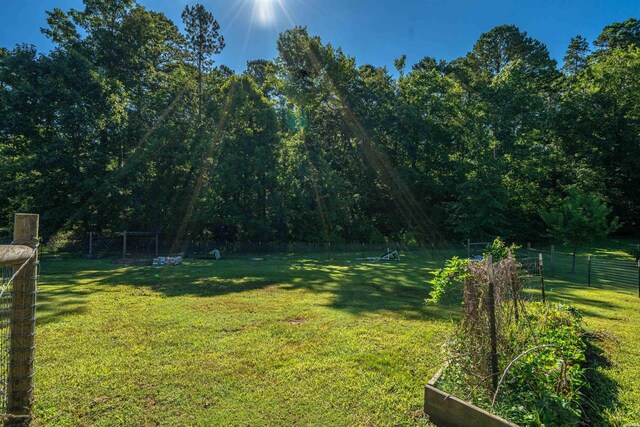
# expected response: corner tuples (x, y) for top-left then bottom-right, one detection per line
(587, 256), (592, 287)
(486, 255), (499, 392)
(7, 213), (39, 426)
(122, 230), (127, 260)
(539, 253), (546, 304)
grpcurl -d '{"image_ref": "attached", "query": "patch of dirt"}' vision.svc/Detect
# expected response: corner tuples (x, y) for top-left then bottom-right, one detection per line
(285, 317), (305, 325)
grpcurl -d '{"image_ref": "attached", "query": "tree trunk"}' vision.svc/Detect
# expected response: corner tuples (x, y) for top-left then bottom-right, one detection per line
(197, 55), (203, 125)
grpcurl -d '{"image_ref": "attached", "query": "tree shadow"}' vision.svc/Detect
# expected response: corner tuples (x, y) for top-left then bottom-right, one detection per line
(38, 257), (458, 322)
(37, 283), (90, 325)
(580, 331), (620, 426)
(280, 259), (460, 320)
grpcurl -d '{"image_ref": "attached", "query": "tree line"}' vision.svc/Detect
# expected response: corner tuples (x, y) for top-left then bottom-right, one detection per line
(1, 0), (638, 246)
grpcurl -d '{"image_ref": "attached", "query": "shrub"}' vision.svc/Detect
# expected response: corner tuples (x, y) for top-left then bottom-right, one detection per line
(438, 303), (587, 426)
(495, 303), (586, 425)
(429, 240), (590, 426)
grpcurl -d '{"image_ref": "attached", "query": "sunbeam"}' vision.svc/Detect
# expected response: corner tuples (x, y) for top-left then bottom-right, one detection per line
(253, 0), (277, 26)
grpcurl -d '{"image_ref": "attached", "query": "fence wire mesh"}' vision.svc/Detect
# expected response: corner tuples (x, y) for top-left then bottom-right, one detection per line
(523, 246), (640, 292)
(0, 242), (39, 425)
(0, 266), (13, 415)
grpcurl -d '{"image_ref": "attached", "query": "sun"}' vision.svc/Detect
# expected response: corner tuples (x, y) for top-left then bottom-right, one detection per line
(251, 0), (292, 27)
(224, 0), (296, 33)
(253, 0), (275, 26)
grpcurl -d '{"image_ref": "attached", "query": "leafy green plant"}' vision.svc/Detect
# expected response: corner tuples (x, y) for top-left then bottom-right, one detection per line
(45, 229), (76, 253)
(430, 247), (591, 426)
(495, 303), (587, 426)
(426, 238), (517, 304)
(485, 237), (520, 262)
(426, 256), (470, 303)
(438, 303), (589, 426)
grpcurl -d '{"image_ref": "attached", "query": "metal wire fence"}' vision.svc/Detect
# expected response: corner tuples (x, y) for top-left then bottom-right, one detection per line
(522, 246), (640, 295)
(0, 266), (12, 414)
(0, 214), (39, 426)
(76, 234), (640, 291)
(77, 233), (471, 261)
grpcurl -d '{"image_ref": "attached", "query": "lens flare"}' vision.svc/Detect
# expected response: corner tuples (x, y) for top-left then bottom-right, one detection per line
(253, 0), (277, 26)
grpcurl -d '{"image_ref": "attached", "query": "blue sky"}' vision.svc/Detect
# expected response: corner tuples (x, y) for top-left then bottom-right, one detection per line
(1, 0), (638, 73)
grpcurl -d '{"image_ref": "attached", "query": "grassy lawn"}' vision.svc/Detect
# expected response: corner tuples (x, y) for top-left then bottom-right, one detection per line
(33, 248), (639, 426)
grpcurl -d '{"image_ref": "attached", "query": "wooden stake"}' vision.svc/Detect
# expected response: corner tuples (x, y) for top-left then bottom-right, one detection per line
(122, 230), (127, 260)
(539, 253), (546, 304)
(486, 254), (499, 392)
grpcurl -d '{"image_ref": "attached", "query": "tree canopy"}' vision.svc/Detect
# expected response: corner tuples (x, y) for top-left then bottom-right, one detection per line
(0, 1), (637, 247)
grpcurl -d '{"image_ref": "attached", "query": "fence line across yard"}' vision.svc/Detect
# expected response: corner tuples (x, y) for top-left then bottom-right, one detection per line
(79, 233), (471, 261)
(522, 246), (640, 296)
(69, 234), (640, 294)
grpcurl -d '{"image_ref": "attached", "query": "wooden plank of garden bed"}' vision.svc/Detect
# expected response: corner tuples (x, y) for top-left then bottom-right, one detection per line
(0, 245), (34, 266)
(424, 384), (518, 427)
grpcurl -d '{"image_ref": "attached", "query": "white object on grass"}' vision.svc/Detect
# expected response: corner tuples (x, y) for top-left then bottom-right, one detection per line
(357, 250), (400, 262)
(152, 256), (183, 266)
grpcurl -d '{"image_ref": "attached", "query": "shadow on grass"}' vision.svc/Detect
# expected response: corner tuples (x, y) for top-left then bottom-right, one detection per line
(532, 275), (638, 320)
(38, 256), (459, 322)
(37, 283), (90, 325)
(580, 332), (620, 426)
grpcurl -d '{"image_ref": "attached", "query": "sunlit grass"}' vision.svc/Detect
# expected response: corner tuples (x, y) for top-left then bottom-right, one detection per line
(32, 246), (639, 425)
(33, 254), (452, 426)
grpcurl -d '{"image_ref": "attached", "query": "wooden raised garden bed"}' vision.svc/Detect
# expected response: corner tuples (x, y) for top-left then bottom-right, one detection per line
(424, 369), (517, 427)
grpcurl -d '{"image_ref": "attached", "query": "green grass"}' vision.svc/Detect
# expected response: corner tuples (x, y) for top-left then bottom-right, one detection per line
(537, 278), (640, 425)
(32, 248), (640, 426)
(538, 236), (640, 260)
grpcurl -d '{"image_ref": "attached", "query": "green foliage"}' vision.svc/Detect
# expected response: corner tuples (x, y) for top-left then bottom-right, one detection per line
(426, 238), (517, 304)
(484, 237), (520, 261)
(594, 18), (640, 51)
(440, 303), (589, 426)
(2, 5), (640, 244)
(426, 256), (469, 303)
(496, 303), (587, 426)
(563, 35), (590, 75)
(46, 229), (78, 253)
(541, 189), (620, 252)
(181, 3), (225, 67)
(182, 3), (225, 123)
